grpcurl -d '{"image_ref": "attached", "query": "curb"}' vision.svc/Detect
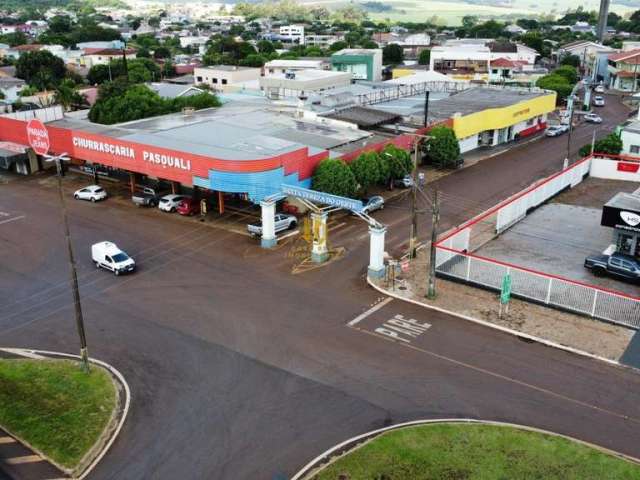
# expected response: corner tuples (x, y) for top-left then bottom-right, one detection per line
(291, 418), (640, 480)
(366, 277), (629, 370)
(0, 348), (130, 480)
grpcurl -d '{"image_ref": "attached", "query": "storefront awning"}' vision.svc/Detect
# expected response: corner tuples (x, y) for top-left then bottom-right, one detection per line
(0, 141), (28, 170)
(601, 192), (640, 233)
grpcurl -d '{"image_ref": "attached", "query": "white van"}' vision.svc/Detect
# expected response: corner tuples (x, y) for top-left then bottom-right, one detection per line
(91, 242), (136, 276)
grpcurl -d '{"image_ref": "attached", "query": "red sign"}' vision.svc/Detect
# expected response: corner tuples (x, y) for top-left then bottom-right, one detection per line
(617, 161), (640, 173)
(26, 119), (50, 155)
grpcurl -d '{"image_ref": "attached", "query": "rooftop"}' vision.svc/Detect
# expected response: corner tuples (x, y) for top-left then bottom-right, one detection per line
(332, 48), (381, 56)
(195, 65), (260, 72)
(605, 191), (640, 212)
(324, 106), (402, 128)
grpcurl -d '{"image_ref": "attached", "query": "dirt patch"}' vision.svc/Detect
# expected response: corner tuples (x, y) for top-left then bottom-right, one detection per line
(551, 177), (639, 209)
(379, 251), (635, 362)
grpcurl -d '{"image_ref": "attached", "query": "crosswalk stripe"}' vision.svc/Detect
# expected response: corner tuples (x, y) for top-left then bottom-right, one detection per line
(3, 455), (43, 465)
(0, 436), (15, 444)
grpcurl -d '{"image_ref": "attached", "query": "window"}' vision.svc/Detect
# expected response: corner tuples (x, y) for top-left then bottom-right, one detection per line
(222, 79), (227, 85)
(622, 261), (634, 271)
(212, 78), (218, 84)
(196, 76), (202, 82)
(492, 69), (498, 74)
(610, 258), (622, 267)
(631, 145), (640, 154)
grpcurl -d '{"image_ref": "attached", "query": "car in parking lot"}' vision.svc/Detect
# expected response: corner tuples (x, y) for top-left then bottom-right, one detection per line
(361, 196), (385, 214)
(393, 175), (414, 188)
(594, 84), (605, 93)
(158, 194), (189, 212)
(585, 113), (603, 123)
(584, 253), (640, 283)
(545, 124), (569, 137)
(74, 185), (107, 202)
(593, 95), (605, 107)
(247, 213), (297, 237)
(176, 198), (201, 216)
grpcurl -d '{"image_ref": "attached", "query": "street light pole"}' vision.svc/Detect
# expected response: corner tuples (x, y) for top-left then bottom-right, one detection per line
(46, 153), (90, 372)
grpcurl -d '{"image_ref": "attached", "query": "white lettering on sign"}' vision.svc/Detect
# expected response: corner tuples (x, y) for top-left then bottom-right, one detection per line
(142, 151), (191, 171)
(374, 314), (431, 343)
(72, 136), (135, 159)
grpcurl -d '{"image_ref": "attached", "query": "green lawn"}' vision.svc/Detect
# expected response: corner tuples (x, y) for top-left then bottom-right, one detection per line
(313, 423), (640, 480)
(0, 359), (117, 469)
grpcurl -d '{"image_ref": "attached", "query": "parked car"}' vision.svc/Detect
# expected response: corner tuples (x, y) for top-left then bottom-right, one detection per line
(158, 194), (189, 212)
(545, 124), (569, 137)
(176, 198), (201, 216)
(91, 241), (135, 276)
(584, 113), (603, 124)
(362, 196), (385, 214)
(247, 213), (297, 237)
(594, 84), (605, 93)
(74, 185), (107, 202)
(584, 253), (640, 283)
(132, 186), (164, 207)
(394, 175), (414, 188)
(593, 95), (605, 107)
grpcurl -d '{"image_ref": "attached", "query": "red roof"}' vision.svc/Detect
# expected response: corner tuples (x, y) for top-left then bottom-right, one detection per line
(609, 49), (640, 64)
(12, 44), (42, 51)
(491, 57), (528, 69)
(84, 48), (137, 56)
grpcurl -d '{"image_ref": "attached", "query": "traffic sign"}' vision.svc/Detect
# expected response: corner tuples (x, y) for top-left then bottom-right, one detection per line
(26, 119), (50, 156)
(500, 273), (512, 305)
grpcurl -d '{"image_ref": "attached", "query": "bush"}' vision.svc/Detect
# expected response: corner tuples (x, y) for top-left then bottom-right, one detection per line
(554, 65), (578, 85)
(536, 74), (573, 101)
(312, 159), (358, 198)
(578, 133), (623, 157)
(350, 151), (382, 193)
(381, 144), (413, 180)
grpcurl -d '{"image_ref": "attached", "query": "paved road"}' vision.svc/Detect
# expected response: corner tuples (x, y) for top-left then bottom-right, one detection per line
(1, 94), (638, 479)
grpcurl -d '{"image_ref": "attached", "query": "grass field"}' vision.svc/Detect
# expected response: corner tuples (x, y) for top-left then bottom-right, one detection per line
(0, 359), (117, 469)
(312, 423), (640, 479)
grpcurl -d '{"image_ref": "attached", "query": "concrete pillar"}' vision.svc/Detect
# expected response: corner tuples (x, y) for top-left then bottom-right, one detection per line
(260, 200), (277, 248)
(368, 224), (387, 278)
(311, 211), (328, 263)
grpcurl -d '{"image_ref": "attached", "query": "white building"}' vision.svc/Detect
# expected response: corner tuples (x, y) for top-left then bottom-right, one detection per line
(81, 48), (137, 68)
(179, 36), (210, 50)
(279, 25), (305, 45)
(621, 118), (640, 156)
(259, 69), (352, 99)
(305, 34), (343, 48)
(0, 77), (26, 102)
(429, 45), (491, 76)
(264, 59), (330, 77)
(505, 24), (527, 35)
(194, 65), (261, 92)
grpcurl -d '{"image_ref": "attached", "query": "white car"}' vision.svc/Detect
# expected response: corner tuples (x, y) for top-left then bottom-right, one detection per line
(594, 84), (605, 93)
(74, 185), (107, 202)
(247, 213), (297, 236)
(585, 113), (603, 123)
(91, 241), (135, 276)
(545, 124), (569, 137)
(158, 194), (189, 212)
(593, 95), (605, 107)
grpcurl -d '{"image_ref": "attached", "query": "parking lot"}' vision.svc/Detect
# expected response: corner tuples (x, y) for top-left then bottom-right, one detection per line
(476, 178), (640, 297)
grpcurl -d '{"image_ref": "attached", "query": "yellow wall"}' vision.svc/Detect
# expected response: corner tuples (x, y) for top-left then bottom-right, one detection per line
(452, 92), (557, 139)
(392, 68), (415, 79)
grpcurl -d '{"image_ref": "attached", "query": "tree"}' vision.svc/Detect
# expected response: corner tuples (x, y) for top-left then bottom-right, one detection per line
(16, 50), (66, 88)
(423, 126), (460, 168)
(48, 15), (73, 34)
(381, 144), (412, 180)
(257, 40), (275, 54)
(579, 133), (623, 157)
(54, 78), (84, 111)
(329, 40), (348, 52)
(536, 74), (573, 101)
(312, 159), (358, 198)
(87, 58), (160, 85)
(519, 32), (543, 54)
(382, 43), (403, 65)
(560, 54), (581, 68)
(418, 49), (430, 65)
(360, 39), (379, 49)
(461, 15), (478, 29)
(148, 16), (161, 28)
(161, 60), (175, 78)
(350, 151), (381, 193)
(153, 46), (171, 59)
(239, 54), (266, 67)
(554, 65), (578, 84)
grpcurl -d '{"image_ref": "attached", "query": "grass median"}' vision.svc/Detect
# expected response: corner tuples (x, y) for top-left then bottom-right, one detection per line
(313, 423), (640, 480)
(0, 358), (117, 470)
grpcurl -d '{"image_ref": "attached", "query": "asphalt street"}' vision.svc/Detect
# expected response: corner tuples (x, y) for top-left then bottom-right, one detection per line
(1, 94), (639, 479)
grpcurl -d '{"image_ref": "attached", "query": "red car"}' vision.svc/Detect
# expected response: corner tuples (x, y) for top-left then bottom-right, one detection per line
(176, 198), (201, 216)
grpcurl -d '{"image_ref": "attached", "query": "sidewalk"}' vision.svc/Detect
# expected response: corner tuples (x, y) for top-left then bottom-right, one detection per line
(0, 348), (130, 480)
(370, 250), (638, 368)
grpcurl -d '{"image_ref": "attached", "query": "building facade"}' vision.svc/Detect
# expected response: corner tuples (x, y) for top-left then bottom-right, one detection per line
(331, 49), (382, 82)
(193, 66), (261, 91)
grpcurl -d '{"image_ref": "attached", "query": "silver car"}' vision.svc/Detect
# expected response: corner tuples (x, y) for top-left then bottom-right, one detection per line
(74, 185), (107, 202)
(362, 196), (385, 214)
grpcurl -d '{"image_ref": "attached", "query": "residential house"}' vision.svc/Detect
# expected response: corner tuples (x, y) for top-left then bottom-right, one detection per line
(5, 44), (43, 60)
(81, 48), (137, 68)
(397, 33), (431, 60)
(607, 49), (640, 91)
(279, 25), (305, 45)
(0, 76), (26, 102)
(193, 65), (261, 92)
(505, 24), (527, 35)
(304, 34), (343, 49)
(429, 45), (491, 79)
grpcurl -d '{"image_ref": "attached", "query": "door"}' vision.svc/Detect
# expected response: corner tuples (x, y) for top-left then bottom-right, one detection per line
(105, 255), (114, 271)
(617, 233), (635, 256)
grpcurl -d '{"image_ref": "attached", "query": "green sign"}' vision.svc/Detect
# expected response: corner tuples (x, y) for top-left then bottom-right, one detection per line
(500, 273), (512, 305)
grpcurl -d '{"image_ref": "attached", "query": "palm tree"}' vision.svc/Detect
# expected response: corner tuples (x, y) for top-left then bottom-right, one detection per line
(54, 79), (83, 112)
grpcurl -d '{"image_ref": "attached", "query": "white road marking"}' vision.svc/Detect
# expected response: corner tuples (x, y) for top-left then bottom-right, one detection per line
(347, 297), (394, 327)
(0, 348), (45, 359)
(4, 455), (42, 465)
(0, 215), (25, 225)
(278, 229), (300, 240)
(374, 314), (431, 343)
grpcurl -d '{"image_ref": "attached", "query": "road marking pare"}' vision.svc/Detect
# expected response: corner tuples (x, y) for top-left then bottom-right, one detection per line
(375, 314), (431, 343)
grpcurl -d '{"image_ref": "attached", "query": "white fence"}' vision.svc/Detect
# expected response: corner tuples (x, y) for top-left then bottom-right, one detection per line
(589, 155), (640, 183)
(435, 157), (640, 329)
(0, 105), (64, 123)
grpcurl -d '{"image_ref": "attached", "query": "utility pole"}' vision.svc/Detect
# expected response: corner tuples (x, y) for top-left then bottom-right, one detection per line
(409, 139), (419, 259)
(46, 153), (90, 372)
(427, 189), (439, 299)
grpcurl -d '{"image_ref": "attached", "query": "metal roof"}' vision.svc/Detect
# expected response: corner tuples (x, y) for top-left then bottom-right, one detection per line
(324, 106), (401, 128)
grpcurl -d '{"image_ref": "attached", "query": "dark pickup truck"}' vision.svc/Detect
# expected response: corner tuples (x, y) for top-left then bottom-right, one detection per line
(584, 253), (640, 283)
